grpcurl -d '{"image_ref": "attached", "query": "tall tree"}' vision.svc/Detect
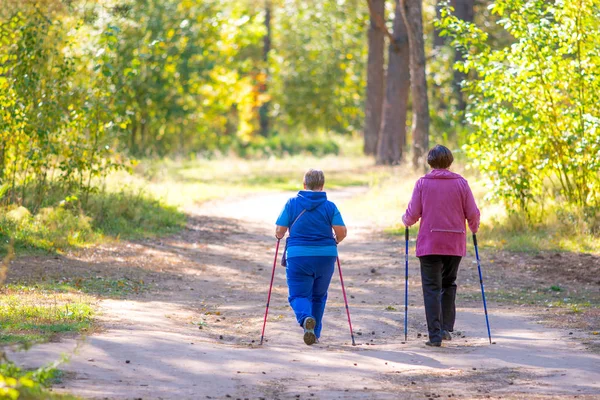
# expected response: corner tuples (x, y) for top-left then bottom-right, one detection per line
(363, 0), (386, 155)
(376, 0), (410, 165)
(452, 0), (474, 112)
(400, 0), (429, 168)
(259, 0), (272, 136)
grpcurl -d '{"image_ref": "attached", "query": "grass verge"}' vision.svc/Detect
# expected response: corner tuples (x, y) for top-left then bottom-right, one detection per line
(0, 188), (186, 256)
(342, 163), (600, 255)
(0, 285), (95, 346)
(1, 153), (389, 256)
(113, 154), (392, 209)
(0, 275), (146, 346)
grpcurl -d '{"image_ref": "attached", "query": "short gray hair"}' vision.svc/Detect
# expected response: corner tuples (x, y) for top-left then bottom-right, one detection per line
(304, 169), (325, 190)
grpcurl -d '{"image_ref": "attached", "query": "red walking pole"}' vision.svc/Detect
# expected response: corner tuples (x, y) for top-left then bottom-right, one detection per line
(337, 256), (356, 346)
(260, 239), (281, 345)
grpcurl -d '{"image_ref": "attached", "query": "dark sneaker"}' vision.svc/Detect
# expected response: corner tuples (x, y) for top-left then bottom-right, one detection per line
(425, 341), (442, 347)
(303, 317), (317, 345)
(442, 330), (452, 341)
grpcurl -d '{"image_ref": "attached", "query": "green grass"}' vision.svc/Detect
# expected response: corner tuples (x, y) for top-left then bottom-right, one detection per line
(0, 286), (95, 346)
(386, 221), (600, 254)
(475, 223), (600, 254)
(6, 277), (146, 298)
(459, 285), (599, 328)
(2, 131), (598, 256)
(1, 152), (389, 256)
(113, 154), (391, 208)
(0, 188), (186, 256)
(341, 163), (600, 255)
(0, 276), (144, 345)
(460, 286), (596, 308)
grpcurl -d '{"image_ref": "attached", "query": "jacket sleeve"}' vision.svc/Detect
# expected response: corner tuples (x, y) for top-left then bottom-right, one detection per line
(402, 179), (423, 227)
(463, 180), (480, 233)
(275, 199), (292, 227)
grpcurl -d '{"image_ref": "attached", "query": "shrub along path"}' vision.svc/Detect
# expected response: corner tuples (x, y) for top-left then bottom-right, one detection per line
(6, 189), (600, 399)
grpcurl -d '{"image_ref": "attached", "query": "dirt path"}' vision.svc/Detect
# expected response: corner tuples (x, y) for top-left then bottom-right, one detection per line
(9, 189), (600, 399)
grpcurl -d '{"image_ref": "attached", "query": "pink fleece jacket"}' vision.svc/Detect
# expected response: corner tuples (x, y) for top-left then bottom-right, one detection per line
(402, 169), (480, 257)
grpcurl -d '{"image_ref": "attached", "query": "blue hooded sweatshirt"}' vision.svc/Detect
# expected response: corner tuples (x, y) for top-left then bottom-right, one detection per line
(276, 191), (345, 257)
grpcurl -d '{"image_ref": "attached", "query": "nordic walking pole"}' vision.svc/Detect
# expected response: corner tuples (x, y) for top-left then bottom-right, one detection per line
(336, 256), (356, 346)
(260, 238), (281, 345)
(473, 234), (492, 344)
(404, 226), (409, 342)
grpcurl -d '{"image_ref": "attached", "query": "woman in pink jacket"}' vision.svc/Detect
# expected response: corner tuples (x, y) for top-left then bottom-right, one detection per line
(402, 145), (480, 346)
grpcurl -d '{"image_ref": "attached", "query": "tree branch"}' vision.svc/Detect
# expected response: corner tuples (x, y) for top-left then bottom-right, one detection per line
(366, 0), (399, 52)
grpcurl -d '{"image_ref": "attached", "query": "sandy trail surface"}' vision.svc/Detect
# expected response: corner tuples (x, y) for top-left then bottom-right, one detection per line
(9, 189), (600, 399)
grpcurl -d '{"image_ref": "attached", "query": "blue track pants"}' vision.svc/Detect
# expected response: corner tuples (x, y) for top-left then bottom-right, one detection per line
(286, 256), (336, 338)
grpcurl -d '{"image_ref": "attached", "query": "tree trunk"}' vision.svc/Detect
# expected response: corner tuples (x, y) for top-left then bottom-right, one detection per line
(140, 116), (147, 156)
(400, 0), (429, 169)
(376, 0), (410, 165)
(130, 119), (137, 155)
(179, 120), (185, 155)
(259, 0), (272, 136)
(0, 140), (5, 181)
(363, 0), (386, 155)
(452, 0), (474, 112)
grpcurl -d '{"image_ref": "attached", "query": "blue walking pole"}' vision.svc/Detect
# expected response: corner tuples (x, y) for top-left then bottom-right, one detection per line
(404, 226), (409, 342)
(473, 234), (492, 344)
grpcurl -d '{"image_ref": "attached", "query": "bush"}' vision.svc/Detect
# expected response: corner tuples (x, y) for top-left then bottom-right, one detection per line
(438, 0), (600, 212)
(556, 205), (600, 237)
(86, 189), (185, 238)
(0, 205), (96, 253)
(0, 359), (77, 400)
(0, 188), (185, 255)
(235, 133), (340, 158)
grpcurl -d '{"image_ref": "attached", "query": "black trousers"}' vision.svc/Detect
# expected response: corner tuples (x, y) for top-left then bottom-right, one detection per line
(419, 255), (462, 343)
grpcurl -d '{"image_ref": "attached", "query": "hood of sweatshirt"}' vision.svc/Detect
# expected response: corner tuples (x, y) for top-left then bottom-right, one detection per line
(296, 190), (328, 211)
(422, 169), (463, 180)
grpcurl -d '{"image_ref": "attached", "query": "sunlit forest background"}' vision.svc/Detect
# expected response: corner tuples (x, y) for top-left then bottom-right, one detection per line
(1, 0), (599, 252)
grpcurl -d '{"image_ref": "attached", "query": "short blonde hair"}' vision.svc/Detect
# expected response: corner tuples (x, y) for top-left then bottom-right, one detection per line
(304, 169), (325, 190)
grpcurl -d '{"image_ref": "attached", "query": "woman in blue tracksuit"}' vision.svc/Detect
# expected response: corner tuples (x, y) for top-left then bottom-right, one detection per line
(275, 169), (347, 345)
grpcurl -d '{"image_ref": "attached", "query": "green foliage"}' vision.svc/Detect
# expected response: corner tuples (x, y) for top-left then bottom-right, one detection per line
(0, 0), (370, 169)
(0, 187), (185, 255)
(0, 205), (96, 253)
(437, 0), (600, 216)
(271, 0), (367, 135)
(96, 0), (266, 155)
(0, 359), (77, 400)
(0, 5), (126, 212)
(235, 133), (340, 158)
(477, 202), (600, 253)
(424, 0), (517, 141)
(84, 189), (185, 238)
